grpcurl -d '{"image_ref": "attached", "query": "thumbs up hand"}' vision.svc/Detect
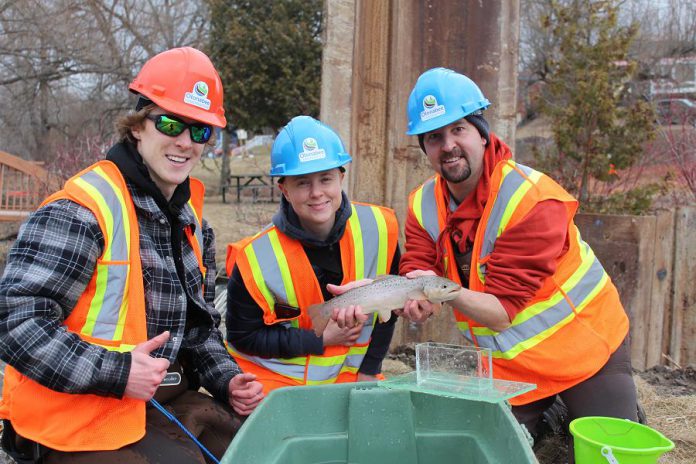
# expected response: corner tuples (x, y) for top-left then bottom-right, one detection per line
(124, 331), (171, 401)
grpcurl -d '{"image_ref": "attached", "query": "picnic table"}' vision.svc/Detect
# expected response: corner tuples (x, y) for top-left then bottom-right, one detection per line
(222, 173), (278, 203)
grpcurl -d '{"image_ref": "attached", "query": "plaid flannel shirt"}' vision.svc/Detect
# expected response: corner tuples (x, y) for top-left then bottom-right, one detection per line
(0, 181), (240, 402)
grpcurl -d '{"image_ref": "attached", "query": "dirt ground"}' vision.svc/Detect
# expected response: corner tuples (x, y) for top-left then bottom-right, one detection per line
(0, 163), (693, 463)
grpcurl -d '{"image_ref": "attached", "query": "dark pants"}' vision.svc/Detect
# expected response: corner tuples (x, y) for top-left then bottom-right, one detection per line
(512, 336), (637, 463)
(8, 391), (243, 464)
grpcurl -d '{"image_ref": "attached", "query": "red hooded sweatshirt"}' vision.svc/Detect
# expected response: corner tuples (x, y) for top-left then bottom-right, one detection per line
(400, 133), (570, 320)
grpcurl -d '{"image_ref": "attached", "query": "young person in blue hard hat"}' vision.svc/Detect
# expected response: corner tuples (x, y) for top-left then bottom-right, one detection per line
(225, 116), (400, 394)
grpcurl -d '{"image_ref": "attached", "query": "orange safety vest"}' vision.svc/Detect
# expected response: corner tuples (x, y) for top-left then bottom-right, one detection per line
(226, 202), (399, 394)
(0, 160), (206, 451)
(408, 160), (629, 405)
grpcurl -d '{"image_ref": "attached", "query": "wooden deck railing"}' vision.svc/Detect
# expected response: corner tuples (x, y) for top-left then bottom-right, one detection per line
(0, 150), (57, 221)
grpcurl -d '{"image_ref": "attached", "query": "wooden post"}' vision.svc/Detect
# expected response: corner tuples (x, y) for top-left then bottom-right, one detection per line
(647, 210), (675, 367)
(348, 0), (391, 205)
(320, 0), (356, 151)
(670, 206), (696, 366)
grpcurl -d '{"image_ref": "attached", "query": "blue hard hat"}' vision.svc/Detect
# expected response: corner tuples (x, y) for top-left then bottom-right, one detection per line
(406, 67), (491, 136)
(270, 116), (352, 177)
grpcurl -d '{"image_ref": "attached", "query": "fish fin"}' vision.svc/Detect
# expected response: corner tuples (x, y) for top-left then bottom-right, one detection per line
(441, 302), (454, 313)
(432, 302), (442, 315)
(307, 303), (331, 337)
(377, 309), (393, 323)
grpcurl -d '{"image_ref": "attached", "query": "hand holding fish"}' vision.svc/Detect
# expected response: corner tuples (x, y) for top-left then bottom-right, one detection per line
(332, 304), (368, 329)
(322, 319), (364, 346)
(326, 279), (373, 329)
(396, 270), (442, 323)
(398, 299), (441, 323)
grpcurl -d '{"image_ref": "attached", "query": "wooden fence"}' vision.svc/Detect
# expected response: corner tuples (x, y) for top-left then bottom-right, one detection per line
(391, 206), (696, 370)
(0, 150), (56, 221)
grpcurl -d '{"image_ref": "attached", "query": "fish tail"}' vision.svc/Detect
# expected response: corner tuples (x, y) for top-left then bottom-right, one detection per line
(307, 303), (331, 337)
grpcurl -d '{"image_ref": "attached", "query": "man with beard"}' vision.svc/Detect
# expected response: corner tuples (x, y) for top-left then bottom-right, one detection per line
(397, 68), (638, 453)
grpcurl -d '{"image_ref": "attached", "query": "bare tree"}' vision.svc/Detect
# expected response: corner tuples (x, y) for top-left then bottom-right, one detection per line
(520, 0), (696, 91)
(519, 0), (558, 83)
(0, 0), (210, 162)
(623, 0), (696, 59)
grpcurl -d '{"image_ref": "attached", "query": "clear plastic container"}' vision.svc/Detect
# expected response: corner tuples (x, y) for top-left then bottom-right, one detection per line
(381, 342), (536, 403)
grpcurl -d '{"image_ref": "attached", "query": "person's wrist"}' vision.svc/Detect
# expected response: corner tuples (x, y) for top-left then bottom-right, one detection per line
(451, 288), (465, 309)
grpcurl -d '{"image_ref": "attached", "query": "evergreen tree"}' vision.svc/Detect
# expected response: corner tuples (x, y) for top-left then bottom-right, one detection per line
(537, 0), (655, 208)
(207, 0), (323, 133)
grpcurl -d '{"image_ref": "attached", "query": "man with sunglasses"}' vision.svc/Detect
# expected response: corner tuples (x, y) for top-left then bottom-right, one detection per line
(0, 47), (263, 463)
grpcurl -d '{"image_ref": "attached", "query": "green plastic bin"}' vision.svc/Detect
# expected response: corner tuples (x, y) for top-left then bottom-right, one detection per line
(222, 382), (537, 464)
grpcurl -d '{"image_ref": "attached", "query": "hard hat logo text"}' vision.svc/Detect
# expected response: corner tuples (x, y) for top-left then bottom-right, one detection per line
(299, 137), (326, 162)
(184, 81), (211, 110)
(420, 95), (445, 121)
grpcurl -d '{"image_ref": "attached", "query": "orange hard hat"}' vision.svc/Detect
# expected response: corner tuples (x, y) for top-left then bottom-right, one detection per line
(129, 47), (226, 128)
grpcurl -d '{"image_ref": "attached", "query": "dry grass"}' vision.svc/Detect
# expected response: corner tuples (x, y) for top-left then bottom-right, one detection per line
(636, 377), (696, 463)
(192, 159), (279, 274)
(204, 196), (277, 273)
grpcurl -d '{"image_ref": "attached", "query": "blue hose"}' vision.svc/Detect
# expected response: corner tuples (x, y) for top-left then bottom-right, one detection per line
(149, 398), (221, 464)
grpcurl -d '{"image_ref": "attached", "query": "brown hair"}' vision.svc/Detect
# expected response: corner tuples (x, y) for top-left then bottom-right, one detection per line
(115, 104), (217, 147)
(115, 104), (154, 144)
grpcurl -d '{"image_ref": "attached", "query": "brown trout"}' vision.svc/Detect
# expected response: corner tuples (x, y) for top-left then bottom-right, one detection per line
(307, 275), (461, 336)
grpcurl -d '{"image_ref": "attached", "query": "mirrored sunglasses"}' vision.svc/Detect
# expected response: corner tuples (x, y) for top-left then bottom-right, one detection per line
(145, 114), (213, 144)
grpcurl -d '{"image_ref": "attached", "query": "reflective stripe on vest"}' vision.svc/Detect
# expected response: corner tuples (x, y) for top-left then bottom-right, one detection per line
(469, 236), (609, 359)
(459, 161), (610, 359)
(227, 328), (373, 385)
(306, 342), (371, 385)
(227, 343), (306, 382)
(186, 197), (206, 280)
(72, 166), (134, 347)
(348, 203), (392, 278)
(70, 167), (205, 349)
(476, 162), (542, 282)
(236, 204), (391, 383)
(243, 228), (300, 328)
(412, 178), (440, 242)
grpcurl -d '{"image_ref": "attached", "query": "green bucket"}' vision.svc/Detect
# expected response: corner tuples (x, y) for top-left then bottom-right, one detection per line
(569, 416), (674, 464)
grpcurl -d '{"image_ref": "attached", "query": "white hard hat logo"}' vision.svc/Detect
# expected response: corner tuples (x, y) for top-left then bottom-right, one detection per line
(184, 81), (211, 110)
(299, 137), (326, 163)
(303, 138), (318, 151)
(420, 95), (446, 121)
(423, 95), (437, 109)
